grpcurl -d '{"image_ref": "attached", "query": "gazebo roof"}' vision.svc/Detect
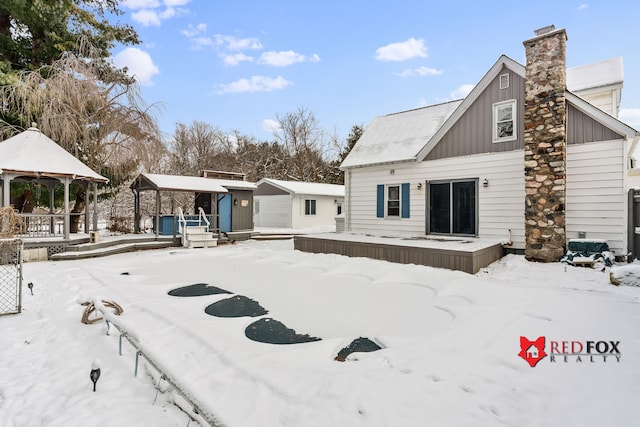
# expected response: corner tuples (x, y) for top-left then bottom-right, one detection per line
(0, 127), (108, 183)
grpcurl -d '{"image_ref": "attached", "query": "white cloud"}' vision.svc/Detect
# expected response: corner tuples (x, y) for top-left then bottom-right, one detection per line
(112, 47), (160, 86)
(214, 35), (263, 51)
(131, 9), (161, 27)
(222, 53), (254, 66)
(620, 108), (640, 129)
(216, 76), (292, 94)
(127, 0), (189, 27)
(262, 119), (281, 133)
(181, 23), (207, 38)
(164, 0), (191, 6)
(122, 0), (161, 8)
(450, 84), (475, 99)
(258, 51), (320, 67)
(578, 4), (589, 10)
(396, 66), (443, 77)
(375, 38), (428, 62)
(189, 36), (215, 49)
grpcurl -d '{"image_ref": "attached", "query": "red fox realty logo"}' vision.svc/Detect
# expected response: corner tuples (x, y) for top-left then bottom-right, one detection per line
(518, 336), (621, 366)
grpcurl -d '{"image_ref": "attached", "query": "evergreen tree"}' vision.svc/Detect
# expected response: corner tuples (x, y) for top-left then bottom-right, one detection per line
(0, 0), (138, 78)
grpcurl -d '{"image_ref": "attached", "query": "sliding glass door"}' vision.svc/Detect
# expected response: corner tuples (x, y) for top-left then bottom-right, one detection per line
(428, 179), (477, 236)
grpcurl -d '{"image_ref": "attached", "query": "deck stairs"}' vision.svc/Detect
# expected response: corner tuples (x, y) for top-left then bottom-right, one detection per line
(178, 207), (217, 248)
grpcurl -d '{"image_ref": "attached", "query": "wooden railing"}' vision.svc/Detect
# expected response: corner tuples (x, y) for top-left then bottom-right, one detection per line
(15, 213), (85, 238)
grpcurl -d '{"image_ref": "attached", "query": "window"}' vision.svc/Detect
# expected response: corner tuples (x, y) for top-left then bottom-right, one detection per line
(376, 183), (410, 218)
(428, 179), (477, 236)
(493, 99), (516, 142)
(254, 200), (260, 214)
(305, 199), (316, 215)
(499, 73), (509, 89)
(387, 185), (400, 216)
(336, 201), (343, 215)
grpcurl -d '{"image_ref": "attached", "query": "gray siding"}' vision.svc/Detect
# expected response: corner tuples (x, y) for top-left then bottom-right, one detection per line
(567, 103), (623, 144)
(426, 66), (525, 160)
(231, 190), (254, 231)
(255, 183), (288, 196)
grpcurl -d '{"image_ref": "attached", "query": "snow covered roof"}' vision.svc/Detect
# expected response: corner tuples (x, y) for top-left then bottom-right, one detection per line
(340, 100), (462, 169)
(567, 57), (623, 92)
(257, 178), (345, 197)
(341, 54), (634, 170)
(211, 178), (257, 191)
(0, 127), (108, 182)
(135, 173), (229, 193)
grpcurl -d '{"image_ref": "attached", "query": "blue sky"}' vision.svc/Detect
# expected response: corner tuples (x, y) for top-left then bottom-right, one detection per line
(112, 1), (640, 143)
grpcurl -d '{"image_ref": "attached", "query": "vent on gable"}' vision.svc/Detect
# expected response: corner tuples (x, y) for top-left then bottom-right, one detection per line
(499, 73), (509, 89)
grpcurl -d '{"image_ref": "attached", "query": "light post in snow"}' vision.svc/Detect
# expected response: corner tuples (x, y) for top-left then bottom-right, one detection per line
(90, 359), (101, 392)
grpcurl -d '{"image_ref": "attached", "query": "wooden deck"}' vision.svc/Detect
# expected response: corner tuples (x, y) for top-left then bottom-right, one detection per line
(294, 234), (504, 274)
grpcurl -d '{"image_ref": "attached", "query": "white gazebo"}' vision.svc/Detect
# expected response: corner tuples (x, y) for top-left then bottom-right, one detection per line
(0, 126), (109, 239)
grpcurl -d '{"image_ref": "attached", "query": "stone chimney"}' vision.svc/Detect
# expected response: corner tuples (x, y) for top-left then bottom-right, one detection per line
(523, 26), (568, 262)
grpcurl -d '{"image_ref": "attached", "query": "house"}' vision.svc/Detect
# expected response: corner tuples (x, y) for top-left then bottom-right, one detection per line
(340, 26), (640, 262)
(253, 178), (345, 229)
(526, 345), (539, 360)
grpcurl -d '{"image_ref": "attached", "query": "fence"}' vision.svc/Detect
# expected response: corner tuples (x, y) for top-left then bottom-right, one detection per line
(89, 298), (225, 427)
(0, 238), (23, 316)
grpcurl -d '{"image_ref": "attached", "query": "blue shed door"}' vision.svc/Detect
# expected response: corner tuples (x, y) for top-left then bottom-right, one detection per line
(218, 194), (232, 232)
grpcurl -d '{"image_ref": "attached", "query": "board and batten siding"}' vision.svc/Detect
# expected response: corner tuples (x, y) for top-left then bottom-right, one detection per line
(567, 104), (623, 144)
(254, 194), (291, 228)
(346, 149), (525, 248)
(565, 139), (627, 255)
(426, 66), (526, 160)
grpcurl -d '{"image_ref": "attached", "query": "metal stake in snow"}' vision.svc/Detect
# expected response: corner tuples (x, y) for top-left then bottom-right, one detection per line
(27, 282), (33, 295)
(90, 359), (101, 392)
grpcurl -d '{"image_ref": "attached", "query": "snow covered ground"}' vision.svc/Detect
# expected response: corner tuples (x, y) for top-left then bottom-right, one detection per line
(1, 237), (639, 427)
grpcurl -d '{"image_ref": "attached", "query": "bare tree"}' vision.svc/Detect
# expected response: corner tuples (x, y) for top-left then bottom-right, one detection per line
(0, 42), (162, 177)
(169, 120), (230, 175)
(274, 106), (331, 182)
(0, 41), (163, 229)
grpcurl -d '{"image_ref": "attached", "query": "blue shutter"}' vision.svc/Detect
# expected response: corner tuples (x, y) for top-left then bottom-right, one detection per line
(401, 183), (410, 218)
(376, 184), (384, 218)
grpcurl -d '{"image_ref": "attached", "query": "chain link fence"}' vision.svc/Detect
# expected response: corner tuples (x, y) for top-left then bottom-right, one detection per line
(0, 239), (23, 316)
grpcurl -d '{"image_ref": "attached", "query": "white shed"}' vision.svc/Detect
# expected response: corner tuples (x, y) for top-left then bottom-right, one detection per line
(253, 179), (344, 229)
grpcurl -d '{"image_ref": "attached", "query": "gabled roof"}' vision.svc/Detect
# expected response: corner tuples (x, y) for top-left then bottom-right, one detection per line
(415, 55), (524, 162)
(340, 100), (462, 169)
(257, 178), (344, 197)
(0, 127), (108, 182)
(132, 173), (229, 193)
(341, 54), (639, 169)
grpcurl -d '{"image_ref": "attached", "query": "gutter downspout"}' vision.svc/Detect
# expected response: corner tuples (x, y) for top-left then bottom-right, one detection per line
(347, 170), (352, 232)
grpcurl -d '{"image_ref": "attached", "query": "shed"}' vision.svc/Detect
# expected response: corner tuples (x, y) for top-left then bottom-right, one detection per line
(130, 172), (257, 239)
(254, 178), (345, 229)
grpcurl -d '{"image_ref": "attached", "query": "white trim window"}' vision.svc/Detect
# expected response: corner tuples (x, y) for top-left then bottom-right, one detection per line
(493, 99), (516, 143)
(304, 199), (316, 215)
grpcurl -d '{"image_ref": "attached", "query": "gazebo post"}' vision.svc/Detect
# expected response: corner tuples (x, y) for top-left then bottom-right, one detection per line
(132, 187), (140, 233)
(82, 182), (90, 234)
(63, 178), (70, 240)
(2, 173), (12, 207)
(46, 182), (55, 233)
(92, 182), (98, 231)
(155, 190), (160, 238)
